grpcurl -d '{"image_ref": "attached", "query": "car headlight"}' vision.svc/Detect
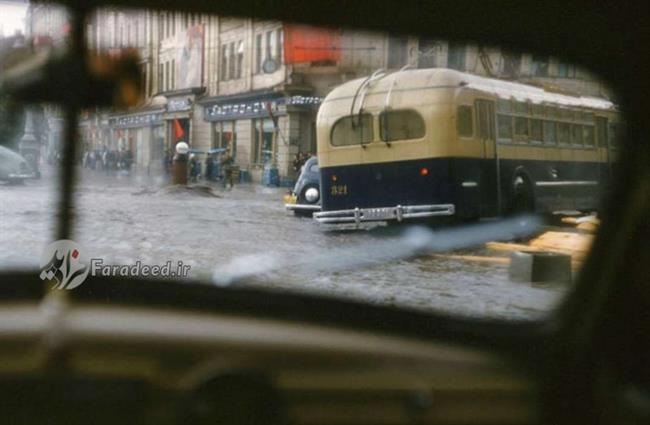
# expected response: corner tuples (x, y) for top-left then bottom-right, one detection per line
(305, 187), (319, 203)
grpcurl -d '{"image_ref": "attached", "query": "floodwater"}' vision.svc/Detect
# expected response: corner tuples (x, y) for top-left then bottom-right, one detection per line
(0, 165), (567, 319)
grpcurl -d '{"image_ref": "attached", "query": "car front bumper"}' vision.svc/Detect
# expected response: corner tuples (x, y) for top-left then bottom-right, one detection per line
(7, 172), (36, 180)
(284, 194), (321, 212)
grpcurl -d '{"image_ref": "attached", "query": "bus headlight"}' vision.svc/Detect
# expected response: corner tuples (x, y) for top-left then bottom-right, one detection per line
(305, 187), (320, 203)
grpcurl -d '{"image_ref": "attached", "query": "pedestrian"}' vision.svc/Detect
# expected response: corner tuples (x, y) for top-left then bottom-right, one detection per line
(292, 152), (302, 173)
(221, 152), (234, 189)
(205, 153), (214, 181)
(189, 153), (201, 182)
(163, 149), (173, 176)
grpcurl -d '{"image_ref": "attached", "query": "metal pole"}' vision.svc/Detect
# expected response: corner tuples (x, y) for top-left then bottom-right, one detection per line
(56, 5), (88, 241)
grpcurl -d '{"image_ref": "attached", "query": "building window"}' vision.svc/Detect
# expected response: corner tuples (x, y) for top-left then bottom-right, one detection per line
(387, 36), (408, 68)
(447, 42), (466, 70)
(456, 106), (473, 137)
(502, 51), (522, 78)
(164, 61), (169, 91)
(276, 28), (283, 62)
(228, 42), (236, 80)
(171, 59), (175, 90)
(141, 64), (147, 97)
(253, 118), (275, 165)
(255, 33), (262, 73)
(158, 63), (163, 93)
(159, 12), (165, 41)
(557, 62), (576, 78)
(220, 44), (228, 80)
(531, 55), (549, 77)
(331, 114), (374, 146)
(265, 30), (273, 61)
(236, 41), (244, 79)
(417, 38), (438, 68)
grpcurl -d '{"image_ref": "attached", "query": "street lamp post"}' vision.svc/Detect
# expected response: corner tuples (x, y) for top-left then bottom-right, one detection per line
(172, 141), (189, 185)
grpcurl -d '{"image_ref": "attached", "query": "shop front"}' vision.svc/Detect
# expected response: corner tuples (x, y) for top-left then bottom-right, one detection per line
(201, 92), (322, 184)
(109, 109), (164, 174)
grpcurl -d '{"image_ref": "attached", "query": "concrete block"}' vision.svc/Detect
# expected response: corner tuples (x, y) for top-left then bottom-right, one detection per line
(509, 251), (572, 284)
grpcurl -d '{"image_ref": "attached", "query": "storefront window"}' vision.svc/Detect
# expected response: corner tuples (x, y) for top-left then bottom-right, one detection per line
(253, 118), (275, 165)
(213, 121), (237, 157)
(152, 125), (165, 160)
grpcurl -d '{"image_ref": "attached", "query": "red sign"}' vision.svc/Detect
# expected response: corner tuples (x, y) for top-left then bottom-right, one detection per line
(283, 25), (342, 64)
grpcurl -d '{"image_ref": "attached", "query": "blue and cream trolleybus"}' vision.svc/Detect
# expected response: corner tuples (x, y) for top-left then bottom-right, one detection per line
(313, 68), (621, 225)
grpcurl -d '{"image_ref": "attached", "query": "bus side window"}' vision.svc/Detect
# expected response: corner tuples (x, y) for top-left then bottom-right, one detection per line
(571, 124), (583, 146)
(379, 110), (425, 142)
(558, 122), (571, 145)
(497, 114), (513, 142)
(543, 121), (557, 145)
(530, 119), (543, 144)
(331, 114), (374, 146)
(514, 116), (529, 143)
(608, 123), (620, 149)
(456, 105), (473, 138)
(583, 125), (595, 147)
(596, 117), (608, 147)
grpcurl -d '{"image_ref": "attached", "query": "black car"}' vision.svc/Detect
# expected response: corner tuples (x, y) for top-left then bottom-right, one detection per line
(284, 156), (321, 216)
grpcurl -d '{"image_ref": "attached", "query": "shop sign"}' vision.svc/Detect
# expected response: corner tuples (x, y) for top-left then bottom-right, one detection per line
(204, 95), (323, 121)
(111, 113), (163, 129)
(167, 98), (193, 113)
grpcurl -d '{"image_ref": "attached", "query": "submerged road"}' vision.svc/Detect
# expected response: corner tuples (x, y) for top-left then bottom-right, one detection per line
(1, 166), (567, 319)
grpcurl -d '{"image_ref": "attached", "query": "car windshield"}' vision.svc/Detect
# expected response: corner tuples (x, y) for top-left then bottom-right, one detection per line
(0, 3), (625, 320)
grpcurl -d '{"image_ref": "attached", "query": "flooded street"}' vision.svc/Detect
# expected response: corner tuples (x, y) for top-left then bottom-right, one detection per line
(1, 166), (566, 320)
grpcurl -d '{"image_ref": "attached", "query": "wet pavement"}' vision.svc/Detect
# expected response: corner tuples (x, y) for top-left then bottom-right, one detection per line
(1, 166), (567, 319)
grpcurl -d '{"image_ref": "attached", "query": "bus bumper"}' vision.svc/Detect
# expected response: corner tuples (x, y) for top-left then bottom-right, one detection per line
(313, 204), (455, 225)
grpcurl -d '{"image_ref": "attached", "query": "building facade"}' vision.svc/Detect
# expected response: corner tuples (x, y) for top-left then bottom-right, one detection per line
(26, 5), (614, 183)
